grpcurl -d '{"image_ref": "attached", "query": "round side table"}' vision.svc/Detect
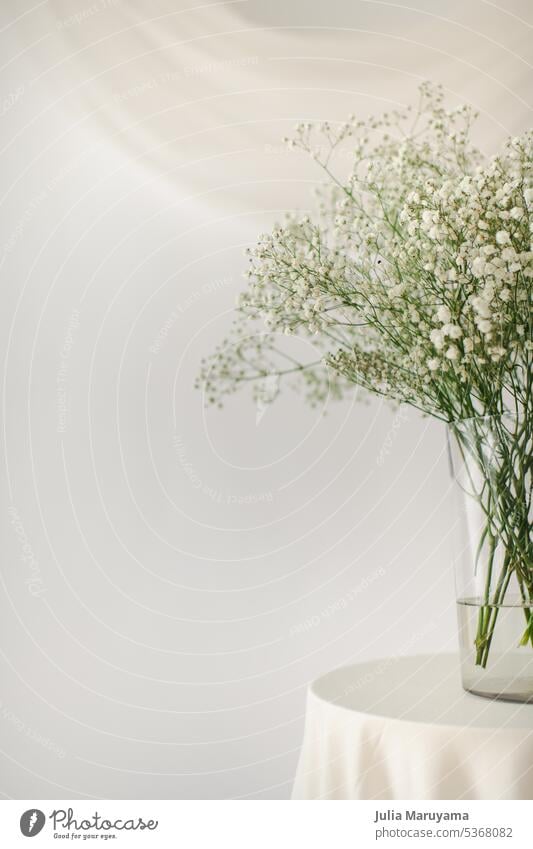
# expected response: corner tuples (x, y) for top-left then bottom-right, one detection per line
(292, 654), (533, 800)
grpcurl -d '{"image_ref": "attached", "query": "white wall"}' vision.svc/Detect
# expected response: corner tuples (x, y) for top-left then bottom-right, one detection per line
(0, 0), (530, 799)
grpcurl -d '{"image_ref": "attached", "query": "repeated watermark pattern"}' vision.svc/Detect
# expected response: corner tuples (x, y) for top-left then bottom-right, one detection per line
(113, 58), (260, 104)
(55, 0), (120, 30)
(7, 505), (46, 598)
(57, 310), (80, 434)
(173, 433), (273, 505)
(149, 277), (233, 354)
(1, 160), (82, 261)
(0, 85), (25, 118)
(0, 0), (522, 804)
(255, 374), (280, 426)
(289, 566), (386, 637)
(0, 699), (66, 759)
(376, 408), (409, 467)
(340, 622), (438, 699)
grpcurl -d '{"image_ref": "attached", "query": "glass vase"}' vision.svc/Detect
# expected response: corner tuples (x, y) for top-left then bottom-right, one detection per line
(447, 414), (533, 702)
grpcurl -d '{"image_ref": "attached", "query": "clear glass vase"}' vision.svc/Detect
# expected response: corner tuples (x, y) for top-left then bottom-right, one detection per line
(447, 414), (533, 702)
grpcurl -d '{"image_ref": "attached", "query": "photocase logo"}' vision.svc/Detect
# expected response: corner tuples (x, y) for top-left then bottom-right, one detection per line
(20, 809), (45, 837)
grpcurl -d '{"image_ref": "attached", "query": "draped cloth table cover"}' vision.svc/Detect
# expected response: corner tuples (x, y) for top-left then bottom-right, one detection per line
(292, 655), (533, 800)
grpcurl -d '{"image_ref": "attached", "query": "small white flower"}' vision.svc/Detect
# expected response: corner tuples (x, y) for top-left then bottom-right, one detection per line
(496, 230), (510, 245)
(481, 283), (496, 302)
(430, 329), (445, 350)
(445, 345), (460, 360)
(463, 338), (474, 353)
(427, 358), (440, 371)
(446, 324), (463, 339)
(477, 319), (492, 334)
(471, 256), (486, 276)
(436, 305), (451, 323)
(471, 296), (491, 318)
(388, 283), (406, 299)
(501, 247), (516, 261)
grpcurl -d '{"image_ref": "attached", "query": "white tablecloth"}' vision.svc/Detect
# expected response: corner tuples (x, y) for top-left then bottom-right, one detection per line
(292, 655), (533, 800)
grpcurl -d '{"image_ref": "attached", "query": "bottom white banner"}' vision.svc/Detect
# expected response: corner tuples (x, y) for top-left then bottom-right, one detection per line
(0, 799), (530, 848)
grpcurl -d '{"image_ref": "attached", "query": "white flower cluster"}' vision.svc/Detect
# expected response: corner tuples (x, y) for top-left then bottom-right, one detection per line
(200, 84), (532, 423)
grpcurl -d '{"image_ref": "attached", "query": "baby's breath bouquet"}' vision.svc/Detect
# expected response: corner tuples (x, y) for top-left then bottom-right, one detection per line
(200, 85), (533, 699)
